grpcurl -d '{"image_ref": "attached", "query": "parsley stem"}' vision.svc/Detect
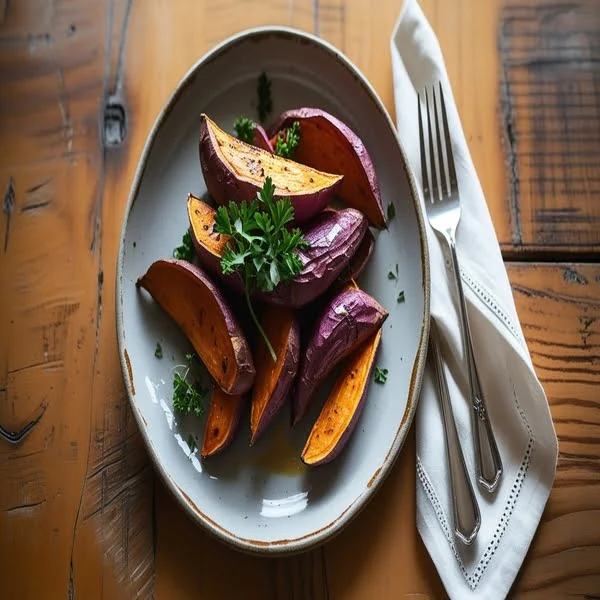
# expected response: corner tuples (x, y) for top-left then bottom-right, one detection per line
(244, 287), (277, 363)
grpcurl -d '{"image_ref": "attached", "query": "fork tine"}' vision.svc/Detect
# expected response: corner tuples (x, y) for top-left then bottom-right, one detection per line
(418, 94), (430, 202)
(432, 85), (448, 198)
(439, 82), (458, 194)
(425, 89), (439, 203)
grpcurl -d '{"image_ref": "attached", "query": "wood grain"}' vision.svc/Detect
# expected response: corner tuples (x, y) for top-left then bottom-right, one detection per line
(419, 0), (600, 255)
(1, 0), (600, 599)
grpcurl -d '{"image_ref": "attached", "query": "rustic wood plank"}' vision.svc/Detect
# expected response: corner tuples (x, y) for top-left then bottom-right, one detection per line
(509, 263), (600, 599)
(0, 1), (154, 598)
(419, 0), (600, 254)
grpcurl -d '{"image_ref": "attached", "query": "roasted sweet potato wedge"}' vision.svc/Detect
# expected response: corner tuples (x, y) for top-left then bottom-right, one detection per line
(199, 114), (343, 223)
(301, 328), (382, 466)
(292, 286), (387, 424)
(201, 387), (245, 457)
(269, 108), (386, 228)
(339, 229), (375, 284)
(188, 194), (368, 308)
(137, 259), (255, 394)
(251, 307), (300, 443)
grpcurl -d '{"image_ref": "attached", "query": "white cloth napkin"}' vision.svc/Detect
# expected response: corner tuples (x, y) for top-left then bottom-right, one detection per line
(391, 2), (559, 599)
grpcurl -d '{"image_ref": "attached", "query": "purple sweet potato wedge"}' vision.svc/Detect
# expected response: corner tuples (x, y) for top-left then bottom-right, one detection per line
(137, 259), (255, 395)
(250, 307), (300, 443)
(199, 114), (343, 223)
(269, 108), (386, 228)
(292, 285), (387, 424)
(301, 328), (382, 466)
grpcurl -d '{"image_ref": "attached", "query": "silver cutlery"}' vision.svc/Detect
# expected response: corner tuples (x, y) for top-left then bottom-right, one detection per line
(419, 83), (503, 493)
(430, 318), (481, 545)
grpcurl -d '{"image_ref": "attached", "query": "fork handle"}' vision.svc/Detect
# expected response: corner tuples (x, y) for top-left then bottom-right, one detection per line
(448, 236), (503, 493)
(431, 319), (480, 545)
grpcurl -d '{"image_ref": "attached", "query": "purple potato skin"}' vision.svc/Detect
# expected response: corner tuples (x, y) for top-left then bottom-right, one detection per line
(199, 116), (341, 223)
(265, 208), (368, 308)
(268, 107), (386, 228)
(252, 124), (274, 153)
(251, 315), (301, 443)
(190, 206), (368, 309)
(343, 228), (375, 282)
(292, 287), (388, 424)
(137, 259), (255, 395)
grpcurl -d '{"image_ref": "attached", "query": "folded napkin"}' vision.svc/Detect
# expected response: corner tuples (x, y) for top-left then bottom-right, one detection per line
(390, 2), (559, 599)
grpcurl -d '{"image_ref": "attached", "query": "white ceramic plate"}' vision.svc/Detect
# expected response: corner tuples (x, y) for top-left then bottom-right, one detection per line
(116, 27), (430, 554)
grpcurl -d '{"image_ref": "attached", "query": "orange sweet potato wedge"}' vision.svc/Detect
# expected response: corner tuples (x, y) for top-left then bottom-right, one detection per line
(251, 307), (301, 443)
(269, 108), (386, 228)
(137, 259), (255, 395)
(201, 387), (245, 458)
(199, 114), (343, 223)
(301, 328), (382, 466)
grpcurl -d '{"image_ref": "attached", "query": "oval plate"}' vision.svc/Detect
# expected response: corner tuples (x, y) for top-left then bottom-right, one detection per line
(116, 27), (430, 554)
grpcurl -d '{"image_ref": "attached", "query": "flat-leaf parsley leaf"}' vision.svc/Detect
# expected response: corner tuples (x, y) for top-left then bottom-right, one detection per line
(274, 121), (301, 159)
(234, 116), (254, 144)
(374, 367), (388, 384)
(173, 230), (194, 261)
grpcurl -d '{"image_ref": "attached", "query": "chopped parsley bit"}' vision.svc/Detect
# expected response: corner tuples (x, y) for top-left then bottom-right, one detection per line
(257, 72), (273, 123)
(213, 177), (308, 362)
(172, 353), (208, 418)
(396, 263), (399, 277)
(154, 342), (163, 359)
(397, 290), (405, 303)
(187, 435), (197, 453)
(274, 121), (301, 159)
(173, 230), (194, 261)
(387, 202), (396, 221)
(388, 271), (397, 280)
(374, 367), (389, 384)
(234, 116), (254, 144)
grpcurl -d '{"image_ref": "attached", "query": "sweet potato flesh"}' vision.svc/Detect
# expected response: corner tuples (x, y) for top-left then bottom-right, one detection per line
(251, 307), (296, 442)
(205, 115), (343, 197)
(201, 387), (244, 457)
(138, 260), (252, 394)
(284, 116), (385, 228)
(301, 329), (382, 465)
(187, 194), (229, 257)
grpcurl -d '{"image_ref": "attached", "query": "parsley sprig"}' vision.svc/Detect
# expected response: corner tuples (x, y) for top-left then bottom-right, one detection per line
(173, 230), (194, 261)
(234, 116), (254, 144)
(172, 353), (208, 418)
(213, 177), (308, 361)
(257, 72), (272, 123)
(274, 121), (301, 159)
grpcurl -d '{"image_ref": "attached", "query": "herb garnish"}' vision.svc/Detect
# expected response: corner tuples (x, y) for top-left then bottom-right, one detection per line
(397, 290), (405, 303)
(154, 342), (163, 359)
(173, 230), (194, 261)
(388, 271), (397, 281)
(374, 367), (388, 384)
(387, 202), (395, 221)
(213, 177), (308, 361)
(234, 116), (254, 144)
(172, 353), (208, 418)
(274, 121), (301, 159)
(187, 435), (197, 453)
(257, 72), (272, 123)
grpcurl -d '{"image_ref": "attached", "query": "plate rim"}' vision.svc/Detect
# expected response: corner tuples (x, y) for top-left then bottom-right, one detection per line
(115, 25), (431, 555)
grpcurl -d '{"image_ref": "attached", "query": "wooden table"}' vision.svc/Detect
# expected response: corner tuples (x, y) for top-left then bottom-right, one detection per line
(1, 1), (598, 598)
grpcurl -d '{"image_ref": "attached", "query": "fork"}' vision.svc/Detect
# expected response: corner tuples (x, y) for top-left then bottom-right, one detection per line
(418, 83), (503, 493)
